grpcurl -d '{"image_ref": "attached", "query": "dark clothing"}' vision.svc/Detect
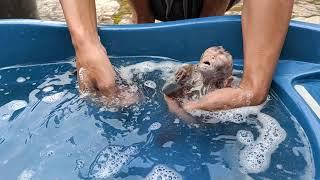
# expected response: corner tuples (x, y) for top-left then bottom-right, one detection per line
(150, 0), (239, 21)
(0, 0), (38, 19)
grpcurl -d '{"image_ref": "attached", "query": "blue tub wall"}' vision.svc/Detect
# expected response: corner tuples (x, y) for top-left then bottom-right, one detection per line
(0, 16), (319, 67)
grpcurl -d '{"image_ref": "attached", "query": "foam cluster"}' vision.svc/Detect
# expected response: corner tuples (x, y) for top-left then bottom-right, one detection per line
(190, 102), (286, 173)
(89, 145), (139, 178)
(148, 122), (162, 131)
(18, 169), (35, 180)
(239, 113), (287, 173)
(144, 80), (157, 89)
(190, 104), (264, 124)
(42, 92), (65, 104)
(0, 100), (28, 120)
(145, 165), (182, 180)
(118, 61), (181, 83)
(236, 130), (254, 145)
(42, 86), (54, 92)
(16, 77), (26, 83)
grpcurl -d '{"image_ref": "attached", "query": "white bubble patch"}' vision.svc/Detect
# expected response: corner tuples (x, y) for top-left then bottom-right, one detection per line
(0, 100), (28, 121)
(118, 61), (181, 83)
(239, 113), (287, 173)
(42, 92), (65, 104)
(146, 165), (182, 180)
(89, 145), (138, 178)
(42, 86), (54, 92)
(190, 102), (287, 174)
(17, 169), (35, 180)
(148, 122), (162, 131)
(237, 130), (254, 145)
(144, 80), (157, 89)
(16, 77), (26, 83)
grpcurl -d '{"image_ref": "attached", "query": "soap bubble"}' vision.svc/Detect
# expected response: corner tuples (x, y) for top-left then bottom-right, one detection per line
(16, 77), (26, 83)
(146, 165), (182, 180)
(42, 92), (65, 103)
(148, 122), (162, 131)
(237, 130), (254, 145)
(42, 86), (54, 92)
(144, 80), (157, 89)
(89, 145), (139, 178)
(18, 169), (35, 180)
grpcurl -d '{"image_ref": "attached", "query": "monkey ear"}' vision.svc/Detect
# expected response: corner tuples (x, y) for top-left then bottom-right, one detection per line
(223, 76), (234, 87)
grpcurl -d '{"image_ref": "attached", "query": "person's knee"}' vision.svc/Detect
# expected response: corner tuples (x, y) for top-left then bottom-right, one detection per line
(128, 0), (154, 23)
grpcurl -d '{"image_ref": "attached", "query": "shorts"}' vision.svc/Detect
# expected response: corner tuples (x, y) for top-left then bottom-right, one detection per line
(150, 0), (240, 21)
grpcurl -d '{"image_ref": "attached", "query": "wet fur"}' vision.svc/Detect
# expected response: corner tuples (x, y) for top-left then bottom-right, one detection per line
(162, 46), (233, 101)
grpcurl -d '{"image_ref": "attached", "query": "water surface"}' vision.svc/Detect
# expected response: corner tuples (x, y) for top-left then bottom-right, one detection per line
(0, 57), (315, 179)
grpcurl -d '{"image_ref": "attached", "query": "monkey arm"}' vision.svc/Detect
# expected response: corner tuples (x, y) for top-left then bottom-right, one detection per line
(162, 64), (193, 96)
(164, 96), (198, 125)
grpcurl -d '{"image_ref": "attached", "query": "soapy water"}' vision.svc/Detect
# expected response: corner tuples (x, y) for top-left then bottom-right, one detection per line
(0, 56), (315, 179)
(146, 165), (182, 180)
(88, 145), (139, 178)
(237, 130), (254, 146)
(17, 169), (35, 180)
(190, 103), (287, 173)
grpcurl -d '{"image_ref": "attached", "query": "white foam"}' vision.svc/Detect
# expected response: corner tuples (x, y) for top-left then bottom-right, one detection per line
(276, 164), (283, 170)
(36, 70), (73, 89)
(237, 130), (254, 145)
(118, 61), (181, 83)
(239, 113), (287, 173)
(0, 100), (28, 121)
(76, 159), (85, 169)
(78, 67), (91, 94)
(190, 103), (264, 124)
(190, 101), (286, 174)
(148, 122), (162, 131)
(146, 165), (182, 180)
(42, 86), (54, 92)
(1, 114), (11, 121)
(17, 169), (35, 180)
(8, 100), (28, 111)
(16, 77), (26, 83)
(144, 80), (157, 89)
(162, 141), (174, 148)
(42, 92), (65, 104)
(89, 145), (138, 178)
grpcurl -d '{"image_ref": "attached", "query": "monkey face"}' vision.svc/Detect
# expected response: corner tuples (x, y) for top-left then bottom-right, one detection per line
(198, 46), (233, 81)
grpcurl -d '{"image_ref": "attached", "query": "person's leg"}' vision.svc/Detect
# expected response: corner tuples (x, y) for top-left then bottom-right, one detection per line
(128, 0), (155, 23)
(200, 0), (232, 17)
(0, 0), (38, 19)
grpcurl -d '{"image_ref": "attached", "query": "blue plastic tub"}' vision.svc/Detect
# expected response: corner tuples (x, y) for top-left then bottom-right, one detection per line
(0, 16), (319, 178)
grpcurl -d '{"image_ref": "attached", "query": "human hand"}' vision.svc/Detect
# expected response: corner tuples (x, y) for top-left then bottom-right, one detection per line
(76, 42), (142, 107)
(76, 41), (117, 97)
(183, 85), (267, 112)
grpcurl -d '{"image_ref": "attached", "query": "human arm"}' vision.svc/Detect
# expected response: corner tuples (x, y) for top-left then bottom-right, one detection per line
(59, 0), (117, 96)
(183, 0), (294, 111)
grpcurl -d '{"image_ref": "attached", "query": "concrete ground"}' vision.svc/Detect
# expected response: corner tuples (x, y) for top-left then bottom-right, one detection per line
(36, 0), (320, 24)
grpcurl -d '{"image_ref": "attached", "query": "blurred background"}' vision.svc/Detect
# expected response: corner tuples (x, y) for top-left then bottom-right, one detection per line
(0, 0), (319, 24)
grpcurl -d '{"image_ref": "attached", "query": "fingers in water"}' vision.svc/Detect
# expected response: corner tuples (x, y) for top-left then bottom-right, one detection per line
(78, 67), (95, 96)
